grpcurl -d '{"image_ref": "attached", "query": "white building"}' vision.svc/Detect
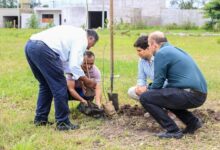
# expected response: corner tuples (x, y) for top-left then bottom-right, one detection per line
(0, 0), (209, 28)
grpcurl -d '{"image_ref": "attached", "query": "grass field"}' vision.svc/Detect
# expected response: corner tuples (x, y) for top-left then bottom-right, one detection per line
(0, 28), (220, 149)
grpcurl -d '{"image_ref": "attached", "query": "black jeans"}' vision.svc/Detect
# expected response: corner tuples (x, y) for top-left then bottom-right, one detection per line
(25, 40), (70, 123)
(140, 88), (207, 132)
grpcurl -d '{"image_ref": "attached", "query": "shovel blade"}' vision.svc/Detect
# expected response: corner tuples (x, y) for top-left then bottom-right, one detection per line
(107, 93), (119, 111)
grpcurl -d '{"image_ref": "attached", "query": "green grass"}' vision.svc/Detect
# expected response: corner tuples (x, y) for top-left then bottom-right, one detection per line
(0, 28), (220, 149)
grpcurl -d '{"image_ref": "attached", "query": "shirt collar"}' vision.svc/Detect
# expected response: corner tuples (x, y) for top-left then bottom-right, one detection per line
(149, 56), (154, 63)
(142, 56), (154, 63)
(155, 42), (170, 55)
(160, 42), (170, 48)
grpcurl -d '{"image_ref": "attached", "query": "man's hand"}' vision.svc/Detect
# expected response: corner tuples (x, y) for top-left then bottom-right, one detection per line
(79, 76), (96, 89)
(135, 86), (147, 96)
(81, 99), (88, 106)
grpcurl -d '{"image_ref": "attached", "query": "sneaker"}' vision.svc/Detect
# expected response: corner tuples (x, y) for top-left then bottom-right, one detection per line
(34, 120), (54, 126)
(156, 131), (183, 139)
(182, 119), (202, 134)
(56, 121), (80, 131)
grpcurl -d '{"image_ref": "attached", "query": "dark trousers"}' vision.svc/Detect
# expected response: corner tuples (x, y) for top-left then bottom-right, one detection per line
(25, 40), (70, 123)
(140, 88), (207, 132)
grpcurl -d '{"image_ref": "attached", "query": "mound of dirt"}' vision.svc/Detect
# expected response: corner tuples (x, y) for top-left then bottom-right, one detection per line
(99, 105), (220, 145)
(107, 104), (161, 132)
(117, 104), (220, 123)
(192, 109), (220, 123)
(109, 104), (220, 133)
(118, 104), (145, 116)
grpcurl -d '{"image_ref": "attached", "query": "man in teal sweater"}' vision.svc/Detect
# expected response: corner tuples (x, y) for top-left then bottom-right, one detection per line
(140, 31), (207, 139)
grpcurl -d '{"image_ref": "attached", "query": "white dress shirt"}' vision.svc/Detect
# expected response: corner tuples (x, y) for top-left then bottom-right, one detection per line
(30, 25), (88, 80)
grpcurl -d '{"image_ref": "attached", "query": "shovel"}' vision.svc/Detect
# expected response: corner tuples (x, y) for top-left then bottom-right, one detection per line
(107, 92), (119, 111)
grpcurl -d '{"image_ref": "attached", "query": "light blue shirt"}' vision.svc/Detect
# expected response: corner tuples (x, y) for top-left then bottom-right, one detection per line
(137, 57), (154, 86)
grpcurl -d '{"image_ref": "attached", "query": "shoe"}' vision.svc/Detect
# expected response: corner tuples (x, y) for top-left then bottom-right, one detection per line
(56, 121), (80, 131)
(34, 120), (54, 126)
(182, 119), (202, 134)
(156, 131), (183, 139)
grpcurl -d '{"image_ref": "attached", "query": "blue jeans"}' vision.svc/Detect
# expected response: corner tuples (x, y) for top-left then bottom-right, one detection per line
(25, 40), (70, 123)
(140, 88), (207, 132)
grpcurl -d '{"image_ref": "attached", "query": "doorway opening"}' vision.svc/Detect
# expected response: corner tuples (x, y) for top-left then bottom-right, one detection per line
(88, 11), (107, 29)
(3, 16), (18, 28)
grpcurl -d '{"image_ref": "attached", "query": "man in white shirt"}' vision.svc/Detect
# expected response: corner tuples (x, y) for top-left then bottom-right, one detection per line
(25, 25), (99, 131)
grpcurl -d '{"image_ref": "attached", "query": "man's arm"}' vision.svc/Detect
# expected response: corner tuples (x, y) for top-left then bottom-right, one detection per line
(79, 76), (96, 89)
(135, 59), (148, 95)
(66, 76), (88, 105)
(69, 42), (86, 80)
(137, 59), (147, 86)
(150, 52), (167, 89)
(94, 83), (102, 108)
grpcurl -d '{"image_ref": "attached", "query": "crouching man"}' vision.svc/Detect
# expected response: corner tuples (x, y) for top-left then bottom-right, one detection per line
(127, 35), (154, 100)
(66, 51), (102, 108)
(140, 31), (207, 139)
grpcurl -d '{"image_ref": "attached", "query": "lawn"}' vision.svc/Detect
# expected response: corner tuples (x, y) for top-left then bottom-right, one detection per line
(0, 28), (220, 149)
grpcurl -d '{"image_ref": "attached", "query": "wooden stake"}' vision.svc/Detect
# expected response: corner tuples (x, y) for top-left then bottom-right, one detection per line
(110, 0), (114, 93)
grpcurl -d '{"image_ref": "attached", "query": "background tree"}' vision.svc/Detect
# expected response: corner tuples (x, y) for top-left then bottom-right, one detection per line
(0, 0), (17, 8)
(30, 0), (41, 8)
(26, 13), (39, 29)
(170, 0), (208, 9)
(203, 0), (220, 31)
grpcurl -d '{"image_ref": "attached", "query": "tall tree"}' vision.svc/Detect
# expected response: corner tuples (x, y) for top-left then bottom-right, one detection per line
(203, 0), (220, 29)
(170, 0), (208, 9)
(0, 0), (18, 8)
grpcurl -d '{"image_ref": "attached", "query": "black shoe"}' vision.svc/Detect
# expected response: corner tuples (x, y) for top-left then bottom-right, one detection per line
(156, 131), (183, 139)
(182, 119), (202, 134)
(34, 120), (54, 126)
(56, 121), (80, 131)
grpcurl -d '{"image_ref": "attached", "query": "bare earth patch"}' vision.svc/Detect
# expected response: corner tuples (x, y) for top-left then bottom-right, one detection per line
(98, 104), (220, 148)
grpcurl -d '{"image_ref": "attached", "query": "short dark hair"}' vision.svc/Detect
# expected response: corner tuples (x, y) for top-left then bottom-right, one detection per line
(86, 29), (99, 42)
(84, 50), (95, 58)
(133, 35), (149, 49)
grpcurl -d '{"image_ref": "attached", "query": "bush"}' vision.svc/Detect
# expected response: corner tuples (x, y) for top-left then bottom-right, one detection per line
(213, 21), (220, 32)
(203, 21), (220, 32)
(203, 0), (220, 32)
(26, 13), (39, 29)
(165, 23), (179, 30)
(4, 21), (13, 28)
(165, 22), (198, 30)
(45, 20), (55, 29)
(203, 21), (213, 30)
(181, 21), (198, 30)
(132, 21), (146, 29)
(115, 18), (148, 30)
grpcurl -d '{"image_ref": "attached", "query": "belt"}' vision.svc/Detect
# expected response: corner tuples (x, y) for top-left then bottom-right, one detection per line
(183, 89), (206, 96)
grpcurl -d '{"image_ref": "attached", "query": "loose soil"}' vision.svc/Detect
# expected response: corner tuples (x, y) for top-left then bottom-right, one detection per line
(99, 104), (220, 145)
